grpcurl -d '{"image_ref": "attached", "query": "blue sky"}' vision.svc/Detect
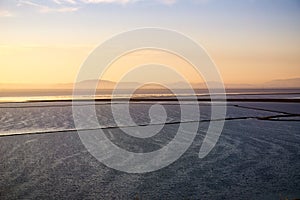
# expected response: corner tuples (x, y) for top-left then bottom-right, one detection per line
(1, 0), (300, 44)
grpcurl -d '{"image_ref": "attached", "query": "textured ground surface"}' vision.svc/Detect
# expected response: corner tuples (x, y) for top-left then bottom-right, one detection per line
(0, 102), (299, 199)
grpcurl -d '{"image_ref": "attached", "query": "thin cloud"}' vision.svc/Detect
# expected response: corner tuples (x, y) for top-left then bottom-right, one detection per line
(158, 0), (212, 5)
(16, 0), (202, 15)
(53, 0), (77, 5)
(53, 0), (62, 4)
(18, 0), (79, 13)
(80, 0), (177, 5)
(80, 0), (135, 4)
(18, 0), (45, 8)
(47, 7), (79, 12)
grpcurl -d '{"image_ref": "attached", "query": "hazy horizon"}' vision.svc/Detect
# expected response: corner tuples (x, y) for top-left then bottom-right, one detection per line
(1, 77), (300, 90)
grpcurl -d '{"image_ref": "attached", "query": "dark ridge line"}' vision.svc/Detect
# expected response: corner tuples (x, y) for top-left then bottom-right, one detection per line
(257, 114), (300, 121)
(0, 102), (116, 109)
(0, 98), (299, 107)
(197, 99), (300, 103)
(0, 98), (196, 104)
(233, 105), (292, 115)
(0, 102), (222, 109)
(222, 92), (300, 96)
(28, 98), (300, 103)
(0, 107), (298, 137)
(258, 119), (300, 122)
(0, 98), (300, 104)
(1, 92), (299, 99)
(0, 115), (277, 138)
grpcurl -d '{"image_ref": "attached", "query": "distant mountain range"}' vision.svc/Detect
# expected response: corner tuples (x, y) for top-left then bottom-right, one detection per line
(1, 78), (299, 90)
(261, 78), (300, 88)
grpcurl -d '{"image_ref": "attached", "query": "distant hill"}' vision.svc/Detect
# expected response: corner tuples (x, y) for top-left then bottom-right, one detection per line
(73, 79), (142, 89)
(261, 78), (300, 88)
(0, 78), (299, 90)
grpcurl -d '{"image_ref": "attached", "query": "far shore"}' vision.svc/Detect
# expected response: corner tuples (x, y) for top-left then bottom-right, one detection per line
(0, 98), (299, 104)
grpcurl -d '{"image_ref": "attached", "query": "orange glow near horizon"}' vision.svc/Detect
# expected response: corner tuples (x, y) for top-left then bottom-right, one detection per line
(1, 43), (299, 88)
(101, 49), (204, 84)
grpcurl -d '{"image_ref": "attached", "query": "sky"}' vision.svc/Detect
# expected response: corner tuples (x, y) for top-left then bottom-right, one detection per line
(0, 0), (300, 86)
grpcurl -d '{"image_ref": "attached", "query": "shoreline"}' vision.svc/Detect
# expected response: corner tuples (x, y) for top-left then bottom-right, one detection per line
(0, 98), (299, 104)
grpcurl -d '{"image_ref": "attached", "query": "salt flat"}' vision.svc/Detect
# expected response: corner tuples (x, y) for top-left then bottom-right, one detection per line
(0, 102), (299, 199)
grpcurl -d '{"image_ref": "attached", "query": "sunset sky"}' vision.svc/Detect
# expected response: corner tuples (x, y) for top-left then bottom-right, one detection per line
(1, 0), (300, 85)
